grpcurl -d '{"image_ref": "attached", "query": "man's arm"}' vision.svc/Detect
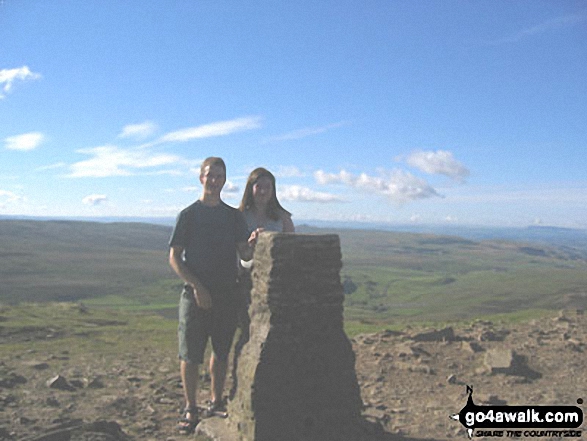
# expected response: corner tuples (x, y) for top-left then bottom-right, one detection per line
(169, 246), (212, 310)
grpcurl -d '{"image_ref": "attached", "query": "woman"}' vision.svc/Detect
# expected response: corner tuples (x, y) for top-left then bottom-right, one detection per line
(239, 167), (295, 235)
(230, 167), (294, 398)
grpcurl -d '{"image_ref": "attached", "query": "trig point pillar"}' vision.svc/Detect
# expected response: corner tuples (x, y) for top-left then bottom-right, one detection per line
(228, 233), (367, 441)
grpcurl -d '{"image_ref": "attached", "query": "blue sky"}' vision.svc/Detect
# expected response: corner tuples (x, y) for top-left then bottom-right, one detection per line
(1, 1), (586, 228)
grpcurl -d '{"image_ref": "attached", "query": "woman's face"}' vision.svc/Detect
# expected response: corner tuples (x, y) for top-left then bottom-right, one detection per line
(252, 176), (273, 206)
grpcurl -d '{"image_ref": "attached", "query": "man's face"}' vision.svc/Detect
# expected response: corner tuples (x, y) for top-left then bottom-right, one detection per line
(200, 164), (226, 196)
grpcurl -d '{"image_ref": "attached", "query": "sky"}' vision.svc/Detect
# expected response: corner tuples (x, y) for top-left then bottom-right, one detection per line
(1, 1), (586, 228)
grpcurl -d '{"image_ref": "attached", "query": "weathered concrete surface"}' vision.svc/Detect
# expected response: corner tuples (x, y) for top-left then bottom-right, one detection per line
(226, 233), (377, 441)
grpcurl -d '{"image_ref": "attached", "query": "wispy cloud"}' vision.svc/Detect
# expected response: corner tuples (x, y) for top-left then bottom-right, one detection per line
(488, 13), (586, 45)
(274, 165), (305, 178)
(315, 168), (441, 203)
(146, 169), (184, 177)
(118, 121), (158, 139)
(0, 66), (41, 99)
(4, 132), (44, 151)
(265, 121), (348, 143)
(176, 181), (240, 199)
(36, 162), (67, 172)
(67, 145), (184, 178)
(279, 185), (344, 203)
(82, 194), (108, 206)
(222, 181), (241, 199)
(0, 189), (22, 204)
(155, 116), (262, 144)
(404, 150), (470, 182)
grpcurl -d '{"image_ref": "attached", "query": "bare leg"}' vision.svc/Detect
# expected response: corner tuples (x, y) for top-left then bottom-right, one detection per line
(210, 353), (228, 404)
(180, 360), (199, 422)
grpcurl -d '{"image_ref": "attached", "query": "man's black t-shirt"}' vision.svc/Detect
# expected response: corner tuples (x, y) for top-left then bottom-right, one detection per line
(169, 200), (249, 293)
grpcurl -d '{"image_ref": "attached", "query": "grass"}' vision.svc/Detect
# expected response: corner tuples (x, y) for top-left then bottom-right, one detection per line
(336, 226), (587, 325)
(2, 220), (587, 331)
(0, 220), (175, 304)
(0, 302), (178, 361)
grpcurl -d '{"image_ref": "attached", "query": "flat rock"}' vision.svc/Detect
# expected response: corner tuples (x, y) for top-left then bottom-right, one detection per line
(484, 348), (515, 371)
(46, 375), (75, 391)
(411, 327), (456, 342)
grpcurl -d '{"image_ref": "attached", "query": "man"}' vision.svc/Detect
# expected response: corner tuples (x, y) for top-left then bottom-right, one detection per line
(169, 157), (260, 434)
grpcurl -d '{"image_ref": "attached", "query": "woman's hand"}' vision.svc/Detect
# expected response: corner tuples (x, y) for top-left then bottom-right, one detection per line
(248, 227), (265, 246)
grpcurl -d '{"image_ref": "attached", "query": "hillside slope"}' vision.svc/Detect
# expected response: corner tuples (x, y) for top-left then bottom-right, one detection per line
(1, 220), (586, 325)
(0, 220), (175, 304)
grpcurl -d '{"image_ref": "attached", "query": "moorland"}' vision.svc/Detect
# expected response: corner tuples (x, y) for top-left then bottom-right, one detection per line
(1, 219), (586, 331)
(1, 219), (587, 440)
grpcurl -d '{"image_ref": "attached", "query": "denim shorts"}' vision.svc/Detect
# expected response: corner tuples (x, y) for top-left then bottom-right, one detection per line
(178, 285), (238, 365)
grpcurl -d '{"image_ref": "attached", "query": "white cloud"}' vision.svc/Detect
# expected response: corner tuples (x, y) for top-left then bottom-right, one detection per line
(279, 185), (344, 203)
(176, 181), (240, 199)
(222, 180), (240, 194)
(0, 66), (41, 98)
(265, 121), (348, 143)
(68, 145), (183, 178)
(0, 189), (22, 204)
(222, 181), (241, 199)
(82, 194), (108, 206)
(36, 162), (67, 171)
(145, 169), (185, 176)
(315, 169), (440, 203)
(4, 132), (44, 151)
(274, 165), (305, 178)
(118, 121), (158, 139)
(315, 169), (355, 186)
(157, 116), (262, 144)
(404, 150), (470, 182)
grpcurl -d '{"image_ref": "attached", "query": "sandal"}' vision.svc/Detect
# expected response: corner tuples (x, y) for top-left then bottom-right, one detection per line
(201, 399), (228, 419)
(177, 406), (199, 434)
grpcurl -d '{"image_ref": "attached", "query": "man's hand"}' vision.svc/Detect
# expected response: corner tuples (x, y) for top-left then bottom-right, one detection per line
(192, 283), (212, 310)
(169, 246), (212, 310)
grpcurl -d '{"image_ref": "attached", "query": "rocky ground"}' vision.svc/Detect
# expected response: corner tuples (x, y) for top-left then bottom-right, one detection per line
(1, 308), (585, 440)
(354, 309), (585, 440)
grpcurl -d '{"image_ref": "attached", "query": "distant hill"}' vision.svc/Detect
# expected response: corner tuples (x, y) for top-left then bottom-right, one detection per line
(3, 214), (586, 249)
(300, 220), (587, 251)
(0, 219), (175, 304)
(297, 224), (587, 323)
(1, 219), (586, 324)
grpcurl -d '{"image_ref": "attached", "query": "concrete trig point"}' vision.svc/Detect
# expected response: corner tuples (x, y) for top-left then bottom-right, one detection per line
(225, 233), (378, 441)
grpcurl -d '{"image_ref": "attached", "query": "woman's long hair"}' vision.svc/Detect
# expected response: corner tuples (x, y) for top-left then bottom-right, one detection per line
(239, 167), (290, 221)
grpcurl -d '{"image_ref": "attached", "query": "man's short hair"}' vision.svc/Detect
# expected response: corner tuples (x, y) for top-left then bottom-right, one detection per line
(200, 157), (226, 175)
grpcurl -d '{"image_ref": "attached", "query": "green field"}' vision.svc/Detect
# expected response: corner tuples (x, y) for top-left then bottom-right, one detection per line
(330, 227), (587, 326)
(1, 219), (587, 333)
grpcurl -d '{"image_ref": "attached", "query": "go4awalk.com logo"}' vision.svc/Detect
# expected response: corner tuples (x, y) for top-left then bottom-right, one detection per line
(450, 386), (584, 438)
